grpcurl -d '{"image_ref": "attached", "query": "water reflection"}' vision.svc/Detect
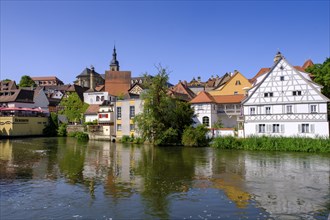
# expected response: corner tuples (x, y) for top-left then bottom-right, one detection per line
(0, 138), (329, 219)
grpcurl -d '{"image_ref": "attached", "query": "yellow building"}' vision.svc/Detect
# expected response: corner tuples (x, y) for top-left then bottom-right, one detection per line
(0, 108), (48, 137)
(209, 71), (251, 96)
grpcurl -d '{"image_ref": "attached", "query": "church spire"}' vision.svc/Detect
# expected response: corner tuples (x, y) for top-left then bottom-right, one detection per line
(110, 45), (120, 71)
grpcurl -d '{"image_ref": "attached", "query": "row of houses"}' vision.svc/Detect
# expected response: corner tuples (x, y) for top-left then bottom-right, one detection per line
(1, 49), (329, 138)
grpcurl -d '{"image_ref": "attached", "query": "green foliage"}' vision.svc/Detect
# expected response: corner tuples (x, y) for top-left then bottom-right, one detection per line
(67, 131), (89, 141)
(211, 136), (330, 153)
(58, 123), (67, 136)
(19, 75), (36, 87)
(134, 66), (194, 145)
(121, 135), (130, 143)
(84, 120), (98, 125)
(306, 58), (330, 119)
(154, 127), (179, 146)
(58, 92), (89, 123)
(75, 132), (89, 141)
(121, 134), (145, 144)
(43, 113), (58, 136)
(182, 125), (209, 147)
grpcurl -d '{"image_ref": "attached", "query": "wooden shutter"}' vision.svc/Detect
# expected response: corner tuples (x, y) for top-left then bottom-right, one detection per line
(256, 124), (259, 133)
(267, 124), (272, 133)
(298, 124), (301, 133)
(281, 124), (285, 133)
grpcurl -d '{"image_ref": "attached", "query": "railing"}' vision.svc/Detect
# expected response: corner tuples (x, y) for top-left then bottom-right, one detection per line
(245, 113), (328, 122)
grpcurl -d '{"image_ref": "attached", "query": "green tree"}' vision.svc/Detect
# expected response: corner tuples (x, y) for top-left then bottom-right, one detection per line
(306, 58), (330, 119)
(58, 92), (89, 123)
(18, 75), (36, 87)
(134, 66), (194, 145)
(182, 125), (209, 147)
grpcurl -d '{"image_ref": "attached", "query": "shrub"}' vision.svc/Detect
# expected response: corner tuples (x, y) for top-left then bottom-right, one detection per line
(58, 123), (67, 136)
(75, 132), (89, 141)
(121, 135), (130, 143)
(154, 127), (179, 146)
(182, 125), (209, 147)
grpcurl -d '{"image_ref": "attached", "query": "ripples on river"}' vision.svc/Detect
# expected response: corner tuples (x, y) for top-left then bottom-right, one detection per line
(0, 137), (329, 219)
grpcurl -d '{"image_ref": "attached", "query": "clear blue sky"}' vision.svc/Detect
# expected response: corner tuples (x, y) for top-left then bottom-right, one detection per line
(1, 0), (329, 85)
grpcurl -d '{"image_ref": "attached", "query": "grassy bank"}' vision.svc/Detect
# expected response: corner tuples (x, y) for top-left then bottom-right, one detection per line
(211, 136), (330, 153)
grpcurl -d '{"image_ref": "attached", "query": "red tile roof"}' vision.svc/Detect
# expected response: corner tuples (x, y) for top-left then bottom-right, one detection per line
(213, 94), (245, 104)
(302, 59), (314, 70)
(249, 68), (270, 84)
(190, 91), (215, 103)
(85, 104), (100, 115)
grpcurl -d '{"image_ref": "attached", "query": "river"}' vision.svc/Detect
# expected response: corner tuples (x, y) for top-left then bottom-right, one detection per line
(0, 137), (329, 219)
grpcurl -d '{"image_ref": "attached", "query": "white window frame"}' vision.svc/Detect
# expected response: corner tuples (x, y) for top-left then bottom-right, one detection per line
(258, 124), (265, 133)
(250, 107), (256, 115)
(310, 105), (317, 113)
(265, 106), (271, 115)
(286, 105), (293, 114)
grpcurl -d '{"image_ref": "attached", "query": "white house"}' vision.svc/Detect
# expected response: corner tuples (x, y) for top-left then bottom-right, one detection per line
(83, 91), (113, 105)
(243, 53), (329, 138)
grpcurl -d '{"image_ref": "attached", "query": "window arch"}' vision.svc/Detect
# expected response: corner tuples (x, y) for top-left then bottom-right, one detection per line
(202, 116), (209, 127)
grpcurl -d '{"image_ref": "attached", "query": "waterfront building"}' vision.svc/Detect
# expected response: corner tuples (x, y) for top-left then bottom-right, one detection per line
(31, 76), (64, 86)
(0, 88), (49, 111)
(190, 91), (245, 131)
(0, 107), (48, 137)
(243, 52), (329, 138)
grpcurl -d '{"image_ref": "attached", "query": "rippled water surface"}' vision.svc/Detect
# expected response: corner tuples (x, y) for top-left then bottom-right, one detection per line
(0, 138), (329, 219)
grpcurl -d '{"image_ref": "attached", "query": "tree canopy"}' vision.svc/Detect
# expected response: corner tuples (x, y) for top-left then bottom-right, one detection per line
(306, 58), (330, 119)
(134, 66), (195, 145)
(306, 58), (330, 98)
(19, 75), (36, 87)
(59, 92), (89, 123)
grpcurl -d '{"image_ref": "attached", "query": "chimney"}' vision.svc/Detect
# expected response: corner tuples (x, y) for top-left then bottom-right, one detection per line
(90, 65), (95, 90)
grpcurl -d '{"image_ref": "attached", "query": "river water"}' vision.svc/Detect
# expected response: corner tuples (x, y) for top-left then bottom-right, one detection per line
(0, 137), (329, 219)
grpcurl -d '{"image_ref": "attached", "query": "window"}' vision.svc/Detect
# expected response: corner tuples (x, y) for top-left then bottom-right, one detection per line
(96, 96), (100, 101)
(130, 106), (135, 118)
(258, 124), (265, 133)
(280, 76), (285, 81)
(117, 124), (122, 131)
(273, 124), (280, 133)
(99, 114), (108, 118)
(265, 107), (271, 114)
(101, 96), (105, 101)
(301, 124), (309, 133)
(235, 80), (241, 85)
(264, 92), (273, 97)
(234, 91), (238, 95)
(130, 124), (135, 131)
(286, 105), (293, 114)
(250, 107), (256, 115)
(117, 107), (122, 119)
(202, 116), (209, 127)
(310, 105), (317, 113)
(293, 91), (302, 96)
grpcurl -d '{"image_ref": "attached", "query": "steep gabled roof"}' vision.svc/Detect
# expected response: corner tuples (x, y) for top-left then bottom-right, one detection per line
(302, 59), (314, 70)
(169, 82), (196, 100)
(0, 89), (35, 103)
(249, 68), (271, 84)
(84, 104), (100, 115)
(243, 56), (329, 105)
(190, 91), (215, 104)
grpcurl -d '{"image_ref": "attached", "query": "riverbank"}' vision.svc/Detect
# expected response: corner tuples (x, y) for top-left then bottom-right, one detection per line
(211, 136), (330, 153)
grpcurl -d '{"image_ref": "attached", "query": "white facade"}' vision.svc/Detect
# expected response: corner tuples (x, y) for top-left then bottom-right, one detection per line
(243, 56), (329, 138)
(192, 103), (218, 128)
(83, 91), (112, 105)
(85, 114), (98, 123)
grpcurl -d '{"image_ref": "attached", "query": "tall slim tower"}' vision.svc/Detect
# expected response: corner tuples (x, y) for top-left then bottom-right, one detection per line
(110, 46), (120, 71)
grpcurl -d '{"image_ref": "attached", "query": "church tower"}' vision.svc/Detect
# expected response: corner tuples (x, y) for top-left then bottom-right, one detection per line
(105, 46), (131, 96)
(110, 46), (120, 71)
